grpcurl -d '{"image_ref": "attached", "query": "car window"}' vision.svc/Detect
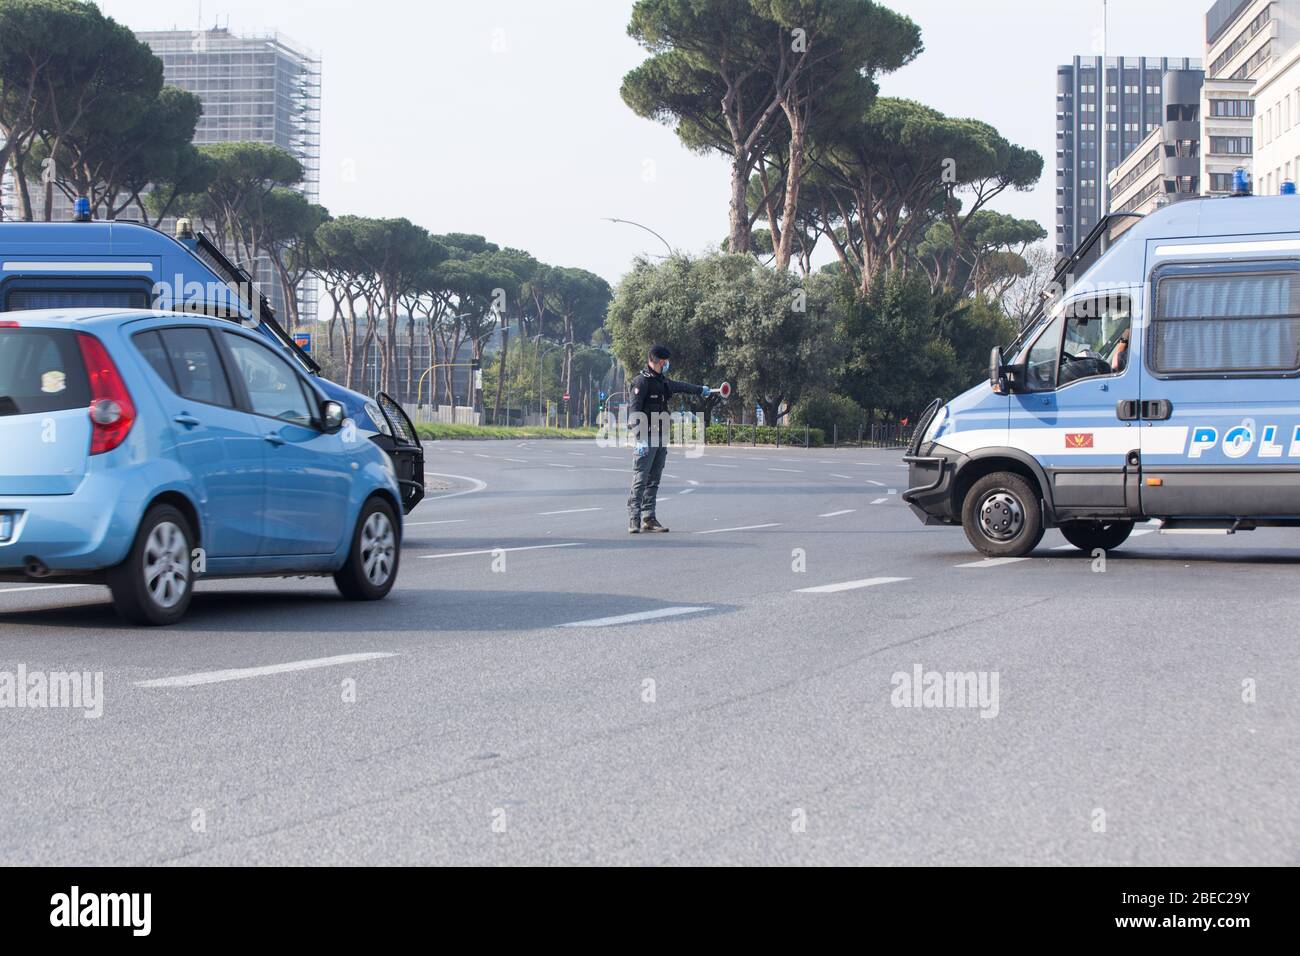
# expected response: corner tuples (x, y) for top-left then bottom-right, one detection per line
(158, 328), (234, 407)
(0, 327), (91, 417)
(223, 333), (314, 427)
(131, 330), (178, 391)
(1024, 315), (1064, 392)
(1060, 297), (1131, 385)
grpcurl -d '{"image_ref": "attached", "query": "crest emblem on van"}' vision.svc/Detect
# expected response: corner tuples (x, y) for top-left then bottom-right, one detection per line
(1065, 432), (1094, 449)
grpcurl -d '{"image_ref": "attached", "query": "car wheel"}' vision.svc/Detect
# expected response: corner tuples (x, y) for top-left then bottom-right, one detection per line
(1059, 519), (1134, 553)
(334, 497), (400, 601)
(107, 504), (195, 626)
(961, 472), (1045, 558)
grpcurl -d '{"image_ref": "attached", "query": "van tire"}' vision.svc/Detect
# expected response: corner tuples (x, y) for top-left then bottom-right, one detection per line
(961, 472), (1045, 558)
(107, 504), (195, 626)
(334, 497), (400, 601)
(1059, 519), (1134, 553)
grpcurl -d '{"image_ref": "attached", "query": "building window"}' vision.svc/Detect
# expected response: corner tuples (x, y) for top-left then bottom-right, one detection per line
(1210, 136), (1254, 155)
(1209, 98), (1254, 117)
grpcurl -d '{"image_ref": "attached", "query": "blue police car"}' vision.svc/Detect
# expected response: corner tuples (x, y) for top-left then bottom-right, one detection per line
(0, 309), (402, 625)
(906, 193), (1300, 557)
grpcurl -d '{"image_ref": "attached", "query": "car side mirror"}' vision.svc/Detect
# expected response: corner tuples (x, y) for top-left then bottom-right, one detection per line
(321, 400), (345, 433)
(989, 346), (1009, 394)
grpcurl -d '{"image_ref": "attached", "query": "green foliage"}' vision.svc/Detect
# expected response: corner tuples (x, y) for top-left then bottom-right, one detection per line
(704, 423), (826, 447)
(791, 390), (868, 436)
(415, 423), (599, 441)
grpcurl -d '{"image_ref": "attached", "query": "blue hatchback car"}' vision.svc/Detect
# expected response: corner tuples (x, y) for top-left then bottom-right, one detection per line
(0, 309), (403, 625)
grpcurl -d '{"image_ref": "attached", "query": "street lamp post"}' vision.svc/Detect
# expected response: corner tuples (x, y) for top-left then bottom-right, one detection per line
(603, 217), (675, 257)
(1100, 0), (1110, 218)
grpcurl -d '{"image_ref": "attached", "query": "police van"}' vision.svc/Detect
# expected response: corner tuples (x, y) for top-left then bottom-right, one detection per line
(0, 211), (425, 512)
(905, 194), (1300, 557)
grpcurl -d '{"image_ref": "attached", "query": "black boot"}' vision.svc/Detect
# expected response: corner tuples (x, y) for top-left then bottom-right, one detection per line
(642, 517), (669, 533)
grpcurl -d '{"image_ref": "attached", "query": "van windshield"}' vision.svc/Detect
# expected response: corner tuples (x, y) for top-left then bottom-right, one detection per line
(0, 328), (91, 416)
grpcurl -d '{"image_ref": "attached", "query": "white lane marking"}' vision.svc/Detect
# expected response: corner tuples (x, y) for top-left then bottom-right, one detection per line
(406, 519), (469, 527)
(568, 453), (586, 457)
(678, 488), (695, 495)
(538, 507), (603, 516)
(559, 606), (712, 628)
(830, 474), (856, 480)
(474, 453), (493, 458)
(796, 576), (909, 594)
(420, 543), (583, 559)
(136, 652), (397, 689)
(0, 583), (90, 595)
(819, 509), (856, 518)
(866, 480), (886, 487)
(870, 498), (888, 505)
(422, 473), (487, 503)
(502, 457), (527, 463)
(769, 468), (802, 473)
(600, 467), (627, 474)
(548, 463), (576, 469)
(693, 523), (781, 535)
(686, 479), (700, 486)
(704, 463), (739, 469)
(956, 557), (1029, 568)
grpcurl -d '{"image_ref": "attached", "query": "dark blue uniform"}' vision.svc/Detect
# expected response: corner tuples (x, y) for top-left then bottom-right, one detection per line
(627, 365), (705, 527)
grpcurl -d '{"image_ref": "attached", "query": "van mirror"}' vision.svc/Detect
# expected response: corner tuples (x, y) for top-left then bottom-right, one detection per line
(989, 346), (1009, 394)
(321, 400), (345, 433)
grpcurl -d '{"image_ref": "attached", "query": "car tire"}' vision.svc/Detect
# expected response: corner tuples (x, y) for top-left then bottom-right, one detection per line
(1058, 519), (1134, 553)
(107, 504), (196, 626)
(961, 472), (1045, 558)
(334, 497), (400, 601)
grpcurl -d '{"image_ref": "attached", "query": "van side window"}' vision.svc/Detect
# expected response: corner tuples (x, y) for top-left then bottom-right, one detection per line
(1152, 270), (1300, 374)
(158, 328), (235, 408)
(1060, 296), (1131, 385)
(1024, 315), (1065, 391)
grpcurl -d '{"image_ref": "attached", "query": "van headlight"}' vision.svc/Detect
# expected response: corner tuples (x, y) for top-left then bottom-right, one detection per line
(921, 405), (948, 444)
(364, 401), (392, 437)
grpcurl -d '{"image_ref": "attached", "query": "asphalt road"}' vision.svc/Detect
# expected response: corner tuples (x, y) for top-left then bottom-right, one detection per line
(1, 438), (1297, 865)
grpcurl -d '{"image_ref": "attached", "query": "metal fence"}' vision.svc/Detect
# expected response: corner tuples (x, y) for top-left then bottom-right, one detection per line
(715, 420), (914, 449)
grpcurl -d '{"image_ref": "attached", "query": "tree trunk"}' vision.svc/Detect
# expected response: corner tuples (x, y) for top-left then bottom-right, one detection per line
(774, 104), (807, 272)
(493, 321), (510, 425)
(728, 153), (751, 255)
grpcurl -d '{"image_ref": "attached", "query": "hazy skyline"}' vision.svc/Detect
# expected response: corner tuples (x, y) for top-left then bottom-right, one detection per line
(99, 0), (1206, 281)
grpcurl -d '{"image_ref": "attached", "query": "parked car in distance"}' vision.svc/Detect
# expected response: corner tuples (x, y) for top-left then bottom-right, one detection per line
(0, 309), (403, 625)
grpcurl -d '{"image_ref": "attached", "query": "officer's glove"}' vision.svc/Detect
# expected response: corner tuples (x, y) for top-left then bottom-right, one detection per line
(634, 442), (649, 458)
(700, 385), (712, 398)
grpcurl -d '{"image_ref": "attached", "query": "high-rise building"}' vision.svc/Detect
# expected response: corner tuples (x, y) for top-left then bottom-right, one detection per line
(1056, 56), (1201, 257)
(135, 27), (322, 325)
(1206, 0), (1300, 195)
(1107, 70), (1206, 240)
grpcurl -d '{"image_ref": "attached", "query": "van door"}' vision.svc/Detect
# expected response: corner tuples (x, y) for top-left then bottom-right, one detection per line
(1138, 260), (1300, 518)
(1010, 293), (1139, 514)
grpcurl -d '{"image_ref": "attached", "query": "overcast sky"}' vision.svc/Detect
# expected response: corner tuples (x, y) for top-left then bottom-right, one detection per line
(99, 0), (1206, 282)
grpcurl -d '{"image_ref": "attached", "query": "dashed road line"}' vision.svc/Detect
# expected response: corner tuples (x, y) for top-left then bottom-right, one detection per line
(693, 523), (781, 535)
(559, 606), (713, 628)
(406, 519), (469, 527)
(769, 468), (802, 474)
(0, 583), (90, 596)
(538, 507), (603, 516)
(955, 557), (1029, 568)
(704, 463), (739, 469)
(796, 576), (909, 594)
(870, 498), (888, 505)
(547, 463), (576, 469)
(819, 509), (856, 518)
(135, 652), (397, 689)
(420, 543), (583, 560)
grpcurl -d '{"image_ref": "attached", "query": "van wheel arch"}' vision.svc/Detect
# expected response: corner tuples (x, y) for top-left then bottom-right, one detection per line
(952, 452), (1053, 523)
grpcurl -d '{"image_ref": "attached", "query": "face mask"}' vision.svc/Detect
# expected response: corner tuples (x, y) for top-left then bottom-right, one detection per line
(662, 361), (670, 373)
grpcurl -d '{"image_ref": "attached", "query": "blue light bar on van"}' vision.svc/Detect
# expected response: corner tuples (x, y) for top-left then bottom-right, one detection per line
(1283, 180), (1297, 196)
(1232, 168), (1252, 197)
(73, 197), (91, 222)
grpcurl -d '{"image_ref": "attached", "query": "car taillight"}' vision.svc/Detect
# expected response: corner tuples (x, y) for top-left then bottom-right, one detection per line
(76, 333), (135, 455)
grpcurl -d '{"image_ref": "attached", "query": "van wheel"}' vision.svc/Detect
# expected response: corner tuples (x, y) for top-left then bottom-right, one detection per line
(961, 472), (1044, 558)
(334, 497), (400, 601)
(107, 504), (195, 626)
(1059, 519), (1134, 552)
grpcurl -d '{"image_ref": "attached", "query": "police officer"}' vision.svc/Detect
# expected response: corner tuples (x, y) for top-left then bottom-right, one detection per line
(628, 345), (710, 533)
